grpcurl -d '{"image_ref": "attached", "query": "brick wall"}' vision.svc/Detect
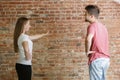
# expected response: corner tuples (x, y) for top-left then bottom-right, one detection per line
(0, 0), (120, 80)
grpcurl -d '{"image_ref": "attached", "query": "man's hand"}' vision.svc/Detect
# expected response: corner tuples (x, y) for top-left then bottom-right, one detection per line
(86, 51), (95, 57)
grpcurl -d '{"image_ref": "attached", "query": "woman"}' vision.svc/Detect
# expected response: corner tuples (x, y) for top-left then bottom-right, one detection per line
(13, 17), (48, 80)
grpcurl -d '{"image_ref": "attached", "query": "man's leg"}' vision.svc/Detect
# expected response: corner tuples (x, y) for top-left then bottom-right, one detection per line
(89, 58), (110, 80)
(102, 58), (110, 80)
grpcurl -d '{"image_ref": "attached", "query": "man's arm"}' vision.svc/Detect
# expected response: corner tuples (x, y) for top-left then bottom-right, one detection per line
(85, 33), (94, 56)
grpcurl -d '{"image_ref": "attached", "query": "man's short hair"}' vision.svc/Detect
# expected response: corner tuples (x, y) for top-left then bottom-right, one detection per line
(85, 5), (100, 18)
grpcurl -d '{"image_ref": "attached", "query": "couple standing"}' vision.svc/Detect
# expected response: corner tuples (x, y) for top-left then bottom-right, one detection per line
(13, 5), (110, 80)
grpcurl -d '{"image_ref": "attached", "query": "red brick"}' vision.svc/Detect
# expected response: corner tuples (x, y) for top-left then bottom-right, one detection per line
(0, 0), (120, 80)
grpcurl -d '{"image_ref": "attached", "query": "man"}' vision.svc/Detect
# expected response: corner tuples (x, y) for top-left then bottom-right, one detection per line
(85, 5), (110, 80)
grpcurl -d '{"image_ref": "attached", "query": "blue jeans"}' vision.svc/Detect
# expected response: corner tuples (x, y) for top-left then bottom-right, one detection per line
(89, 58), (110, 80)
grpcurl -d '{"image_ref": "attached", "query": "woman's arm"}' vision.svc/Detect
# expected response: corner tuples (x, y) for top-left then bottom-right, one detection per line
(22, 41), (32, 60)
(29, 32), (49, 41)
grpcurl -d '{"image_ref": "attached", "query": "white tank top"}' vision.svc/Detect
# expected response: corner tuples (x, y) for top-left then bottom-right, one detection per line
(17, 34), (33, 65)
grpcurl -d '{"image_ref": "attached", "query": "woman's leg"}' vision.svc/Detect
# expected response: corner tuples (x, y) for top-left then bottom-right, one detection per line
(15, 63), (32, 80)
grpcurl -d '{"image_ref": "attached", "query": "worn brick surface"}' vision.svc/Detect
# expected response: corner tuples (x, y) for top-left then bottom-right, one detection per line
(0, 0), (120, 80)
